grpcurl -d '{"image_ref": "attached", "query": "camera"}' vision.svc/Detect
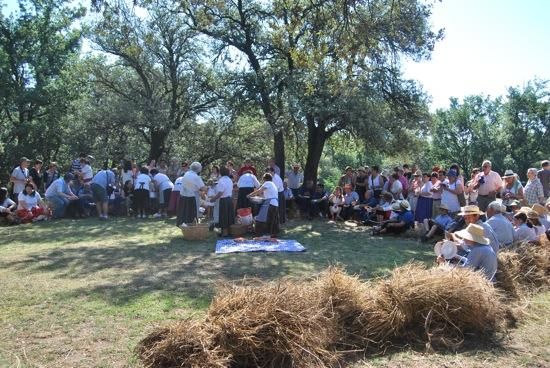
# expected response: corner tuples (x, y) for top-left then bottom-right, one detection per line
(478, 176), (485, 185)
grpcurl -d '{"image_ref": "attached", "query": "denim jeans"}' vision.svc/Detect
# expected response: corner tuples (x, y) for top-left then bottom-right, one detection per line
(47, 195), (69, 218)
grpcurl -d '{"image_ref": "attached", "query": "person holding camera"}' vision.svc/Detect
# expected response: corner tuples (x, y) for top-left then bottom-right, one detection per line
(472, 160), (502, 212)
(9, 157), (31, 202)
(90, 164), (116, 220)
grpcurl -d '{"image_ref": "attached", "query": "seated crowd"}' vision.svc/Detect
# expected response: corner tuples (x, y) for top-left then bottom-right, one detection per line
(3, 156), (549, 251)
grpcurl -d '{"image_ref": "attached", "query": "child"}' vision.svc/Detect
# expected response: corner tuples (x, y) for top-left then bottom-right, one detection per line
(422, 203), (454, 241)
(133, 167), (151, 218)
(0, 187), (19, 225)
(328, 186), (344, 221)
(200, 179), (216, 220)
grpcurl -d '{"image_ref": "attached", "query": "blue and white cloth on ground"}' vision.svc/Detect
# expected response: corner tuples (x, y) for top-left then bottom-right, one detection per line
(215, 239), (306, 254)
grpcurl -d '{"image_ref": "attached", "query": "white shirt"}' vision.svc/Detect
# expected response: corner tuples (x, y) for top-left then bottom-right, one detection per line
(134, 173), (152, 191)
(17, 191), (42, 210)
(420, 180), (433, 197)
(237, 173), (260, 188)
(286, 171), (304, 189)
(181, 171), (205, 197)
(368, 175), (383, 190)
(45, 178), (71, 198)
(272, 173), (284, 192)
(441, 179), (461, 213)
(81, 164), (93, 181)
(154, 173), (174, 192)
(0, 198), (15, 212)
(11, 166), (29, 194)
(261, 181), (279, 206)
(216, 176), (233, 198)
(486, 213), (515, 247)
(173, 176), (183, 192)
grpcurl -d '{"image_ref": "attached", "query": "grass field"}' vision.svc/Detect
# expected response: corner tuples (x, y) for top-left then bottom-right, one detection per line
(0, 217), (548, 367)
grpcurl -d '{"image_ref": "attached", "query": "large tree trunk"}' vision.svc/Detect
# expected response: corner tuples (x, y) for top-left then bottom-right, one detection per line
(274, 129), (285, 179)
(149, 129), (168, 162)
(303, 116), (328, 185)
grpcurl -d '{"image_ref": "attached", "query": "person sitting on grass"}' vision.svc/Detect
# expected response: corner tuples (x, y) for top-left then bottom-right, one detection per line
(372, 200), (414, 235)
(512, 211), (537, 243)
(16, 183), (47, 223)
(439, 223), (498, 281)
(45, 173), (79, 219)
(341, 184), (359, 220)
(328, 186), (344, 221)
(421, 203), (454, 242)
(0, 187), (18, 225)
(361, 191), (395, 225)
(310, 183), (329, 219)
(486, 201), (514, 248)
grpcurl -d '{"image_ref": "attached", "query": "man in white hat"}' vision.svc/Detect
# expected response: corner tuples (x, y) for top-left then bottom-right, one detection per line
(373, 200), (414, 235)
(451, 205), (500, 254)
(440, 223), (497, 281)
(472, 160), (502, 211)
(486, 201), (514, 248)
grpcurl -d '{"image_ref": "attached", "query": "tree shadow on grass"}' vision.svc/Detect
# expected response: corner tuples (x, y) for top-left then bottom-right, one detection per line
(1, 219), (434, 308)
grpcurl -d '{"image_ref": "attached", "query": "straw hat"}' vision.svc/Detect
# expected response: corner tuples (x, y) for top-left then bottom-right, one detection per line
(457, 205), (484, 216)
(391, 200), (411, 211)
(517, 206), (533, 214)
(525, 210), (539, 220)
(502, 169), (516, 178)
(532, 204), (547, 216)
(400, 200), (411, 211)
(434, 240), (458, 259)
(414, 170), (422, 176)
(391, 201), (402, 211)
(454, 224), (490, 245)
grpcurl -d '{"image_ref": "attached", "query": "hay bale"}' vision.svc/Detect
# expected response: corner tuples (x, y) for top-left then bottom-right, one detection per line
(206, 280), (340, 367)
(494, 251), (522, 299)
(136, 319), (229, 368)
(366, 263), (507, 350)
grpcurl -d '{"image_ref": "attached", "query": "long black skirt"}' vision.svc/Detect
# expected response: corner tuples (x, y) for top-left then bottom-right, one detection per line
(236, 187), (254, 209)
(255, 204), (280, 237)
(218, 197), (235, 229)
(178, 196), (197, 226)
(278, 191), (286, 224)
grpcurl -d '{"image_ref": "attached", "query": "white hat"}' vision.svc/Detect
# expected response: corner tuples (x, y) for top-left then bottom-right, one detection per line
(190, 161), (202, 173)
(434, 240), (458, 259)
(453, 224), (489, 245)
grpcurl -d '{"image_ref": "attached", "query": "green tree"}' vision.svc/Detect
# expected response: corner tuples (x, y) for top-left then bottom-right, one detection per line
(0, 0), (85, 173)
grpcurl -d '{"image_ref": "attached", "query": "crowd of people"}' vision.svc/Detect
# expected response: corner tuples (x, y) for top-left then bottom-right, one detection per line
(2, 154), (550, 279)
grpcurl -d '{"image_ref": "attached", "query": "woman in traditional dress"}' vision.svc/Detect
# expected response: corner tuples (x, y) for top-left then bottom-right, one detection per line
(414, 172), (433, 223)
(178, 162), (206, 226)
(247, 173), (280, 237)
(209, 167), (235, 237)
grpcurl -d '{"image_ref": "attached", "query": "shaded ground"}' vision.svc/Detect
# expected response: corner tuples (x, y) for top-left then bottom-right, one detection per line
(0, 217), (548, 367)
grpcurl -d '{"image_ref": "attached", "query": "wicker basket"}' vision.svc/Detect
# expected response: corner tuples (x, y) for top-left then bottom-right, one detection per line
(229, 224), (248, 236)
(181, 223), (209, 240)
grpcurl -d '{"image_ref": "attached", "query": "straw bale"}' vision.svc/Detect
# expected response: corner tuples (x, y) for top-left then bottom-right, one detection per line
(494, 251), (522, 299)
(366, 263), (507, 350)
(206, 280), (340, 368)
(136, 319), (229, 368)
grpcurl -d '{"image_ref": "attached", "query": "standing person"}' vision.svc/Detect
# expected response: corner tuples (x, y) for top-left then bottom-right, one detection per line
(209, 165), (220, 181)
(45, 173), (79, 219)
(524, 168), (545, 206)
(430, 171), (444, 219)
(90, 165), (116, 220)
(179, 162), (206, 226)
(28, 159), (43, 192)
(500, 170), (523, 210)
(16, 183), (47, 223)
(465, 167), (480, 205)
(268, 167), (285, 224)
(267, 158), (281, 176)
(355, 167), (368, 203)
(472, 160), (502, 212)
(247, 173), (280, 237)
(367, 165), (385, 203)
(537, 160), (550, 199)
(151, 169), (174, 218)
(167, 158), (180, 182)
(80, 158), (94, 185)
(71, 153), (86, 174)
(236, 170), (261, 210)
(134, 167), (152, 219)
(286, 163), (304, 198)
(158, 159), (168, 175)
(338, 166), (356, 189)
(176, 161), (189, 178)
(389, 172), (403, 200)
(43, 162), (60, 190)
(397, 168), (409, 199)
(408, 170), (422, 212)
(415, 172), (433, 223)
(208, 167), (235, 237)
(168, 174), (183, 216)
(440, 169), (463, 216)
(226, 160), (238, 180)
(237, 158), (257, 177)
(9, 157), (31, 202)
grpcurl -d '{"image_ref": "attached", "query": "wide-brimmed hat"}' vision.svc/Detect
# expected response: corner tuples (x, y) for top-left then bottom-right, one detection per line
(391, 201), (402, 211)
(502, 169), (516, 178)
(434, 240), (458, 259)
(509, 200), (521, 207)
(532, 204), (547, 216)
(414, 170), (422, 176)
(517, 206), (533, 214)
(358, 167), (366, 172)
(20, 156), (30, 163)
(457, 205), (484, 216)
(454, 224), (490, 245)
(400, 200), (411, 211)
(525, 210), (540, 220)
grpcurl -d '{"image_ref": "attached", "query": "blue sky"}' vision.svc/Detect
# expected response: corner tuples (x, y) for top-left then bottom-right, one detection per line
(3, 0), (549, 111)
(403, 0), (550, 110)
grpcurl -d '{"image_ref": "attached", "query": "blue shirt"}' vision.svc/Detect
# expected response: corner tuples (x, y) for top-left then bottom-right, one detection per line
(434, 214), (453, 230)
(343, 191), (359, 205)
(91, 170), (116, 189)
(398, 210), (414, 229)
